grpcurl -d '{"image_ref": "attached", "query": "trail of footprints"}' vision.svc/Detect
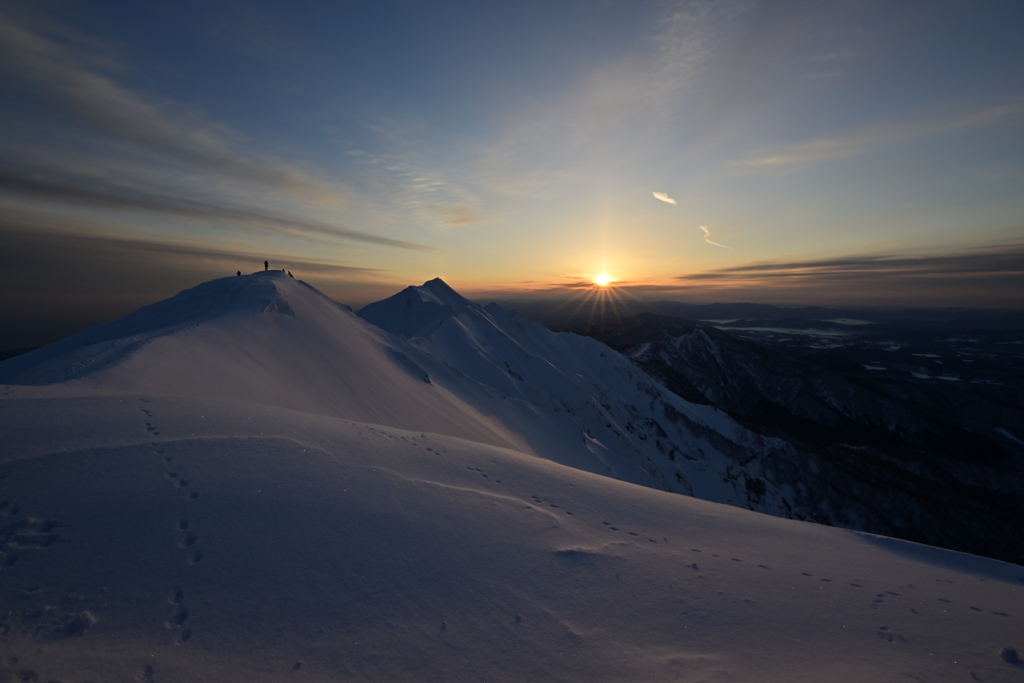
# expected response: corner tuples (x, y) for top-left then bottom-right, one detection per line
(450, 451), (1016, 631)
(368, 428), (1023, 651)
(0, 466), (62, 571)
(139, 400), (200, 645)
(448, 444), (1015, 630)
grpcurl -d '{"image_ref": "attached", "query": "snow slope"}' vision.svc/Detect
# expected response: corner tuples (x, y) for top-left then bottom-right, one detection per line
(360, 278), (801, 511)
(1, 387), (1022, 682)
(0, 272), (527, 453)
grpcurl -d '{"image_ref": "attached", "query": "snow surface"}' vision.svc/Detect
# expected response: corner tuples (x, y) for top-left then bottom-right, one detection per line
(1, 272), (1022, 682)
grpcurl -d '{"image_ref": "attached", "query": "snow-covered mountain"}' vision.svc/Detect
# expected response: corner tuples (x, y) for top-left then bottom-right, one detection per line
(1, 272), (1022, 682)
(2, 272), (803, 514)
(359, 277), (803, 508)
(0, 271), (528, 452)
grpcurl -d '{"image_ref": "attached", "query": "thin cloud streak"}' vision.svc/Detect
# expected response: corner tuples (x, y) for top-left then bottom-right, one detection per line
(678, 247), (1024, 280)
(669, 245), (1024, 306)
(0, 13), (336, 199)
(699, 225), (731, 249)
(0, 169), (439, 252)
(0, 222), (385, 278)
(653, 191), (677, 204)
(732, 100), (1024, 169)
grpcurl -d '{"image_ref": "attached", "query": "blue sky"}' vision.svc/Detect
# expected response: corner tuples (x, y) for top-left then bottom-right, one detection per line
(1, 0), (1023, 340)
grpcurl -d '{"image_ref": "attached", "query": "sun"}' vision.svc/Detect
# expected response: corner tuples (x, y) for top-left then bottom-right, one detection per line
(592, 273), (614, 287)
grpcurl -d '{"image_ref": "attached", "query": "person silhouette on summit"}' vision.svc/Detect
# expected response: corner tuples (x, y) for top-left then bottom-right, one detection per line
(237, 270), (241, 276)
(264, 260), (269, 271)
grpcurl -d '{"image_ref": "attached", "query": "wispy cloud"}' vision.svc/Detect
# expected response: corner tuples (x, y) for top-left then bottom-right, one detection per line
(0, 167), (438, 251)
(653, 191), (678, 204)
(672, 245), (1024, 306)
(0, 221), (385, 278)
(699, 225), (731, 249)
(337, 122), (490, 230)
(0, 11), (438, 251)
(654, 0), (751, 114)
(388, 162), (489, 229)
(679, 246), (1024, 281)
(479, 0), (748, 196)
(0, 14), (337, 199)
(732, 100), (1024, 169)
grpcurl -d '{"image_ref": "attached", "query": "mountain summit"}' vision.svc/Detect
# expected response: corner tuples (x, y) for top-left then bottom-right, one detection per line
(359, 277), (470, 338)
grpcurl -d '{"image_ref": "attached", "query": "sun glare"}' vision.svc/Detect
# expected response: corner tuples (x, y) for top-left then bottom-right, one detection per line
(593, 273), (614, 287)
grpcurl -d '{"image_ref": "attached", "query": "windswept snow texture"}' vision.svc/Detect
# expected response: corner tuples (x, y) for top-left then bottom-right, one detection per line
(1, 273), (1022, 681)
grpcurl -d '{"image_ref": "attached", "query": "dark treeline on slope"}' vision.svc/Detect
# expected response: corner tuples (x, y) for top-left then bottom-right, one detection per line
(524, 302), (1024, 565)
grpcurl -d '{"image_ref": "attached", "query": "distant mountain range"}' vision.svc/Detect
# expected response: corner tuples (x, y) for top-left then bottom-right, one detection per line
(496, 298), (1024, 332)
(553, 309), (1024, 564)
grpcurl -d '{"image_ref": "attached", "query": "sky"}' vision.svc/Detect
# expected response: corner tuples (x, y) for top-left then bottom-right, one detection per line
(1, 0), (1023, 348)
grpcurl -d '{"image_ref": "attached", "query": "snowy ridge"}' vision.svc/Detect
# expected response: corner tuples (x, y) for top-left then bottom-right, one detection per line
(0, 390), (1021, 682)
(0, 271), (527, 452)
(362, 279), (800, 511)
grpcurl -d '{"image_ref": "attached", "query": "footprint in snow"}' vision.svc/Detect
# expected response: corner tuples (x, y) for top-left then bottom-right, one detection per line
(876, 626), (905, 642)
(166, 605), (189, 629)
